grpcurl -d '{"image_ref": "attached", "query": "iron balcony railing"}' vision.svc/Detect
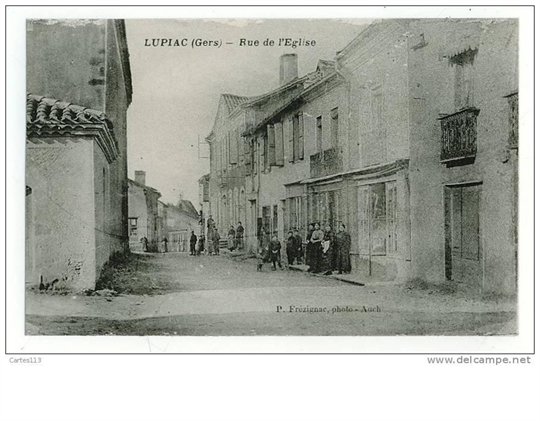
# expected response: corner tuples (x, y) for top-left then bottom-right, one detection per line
(310, 146), (342, 178)
(438, 107), (480, 164)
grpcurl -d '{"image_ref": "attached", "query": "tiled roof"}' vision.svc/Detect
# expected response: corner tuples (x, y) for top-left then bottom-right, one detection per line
(26, 94), (110, 127)
(128, 178), (161, 196)
(221, 94), (251, 114)
(177, 199), (199, 218)
(26, 94), (119, 163)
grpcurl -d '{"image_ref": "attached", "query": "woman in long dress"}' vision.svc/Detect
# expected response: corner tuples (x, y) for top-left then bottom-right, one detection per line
(305, 223), (315, 269)
(335, 223), (352, 274)
(309, 223), (324, 273)
(322, 225), (335, 275)
(227, 225), (236, 251)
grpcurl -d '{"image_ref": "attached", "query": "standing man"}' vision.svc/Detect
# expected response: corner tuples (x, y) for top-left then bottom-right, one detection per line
(161, 237), (168, 253)
(286, 231), (296, 266)
(293, 229), (303, 264)
(206, 215), (215, 255)
(189, 231), (197, 255)
(269, 234), (283, 270)
(236, 221), (244, 250)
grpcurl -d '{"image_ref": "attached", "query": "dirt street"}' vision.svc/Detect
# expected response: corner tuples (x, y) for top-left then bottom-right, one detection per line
(26, 252), (517, 336)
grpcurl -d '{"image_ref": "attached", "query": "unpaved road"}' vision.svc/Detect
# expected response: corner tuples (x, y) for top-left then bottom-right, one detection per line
(26, 253), (517, 336)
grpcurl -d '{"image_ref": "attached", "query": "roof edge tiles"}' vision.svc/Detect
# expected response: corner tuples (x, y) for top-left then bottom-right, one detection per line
(26, 93), (119, 163)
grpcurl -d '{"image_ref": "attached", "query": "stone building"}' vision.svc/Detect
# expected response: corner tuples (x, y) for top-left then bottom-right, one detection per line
(406, 19), (518, 293)
(335, 20), (414, 282)
(206, 19), (518, 294)
(161, 200), (200, 252)
(206, 94), (250, 240)
(25, 19), (132, 291)
(206, 54), (334, 251)
(127, 171), (161, 252)
(245, 59), (347, 248)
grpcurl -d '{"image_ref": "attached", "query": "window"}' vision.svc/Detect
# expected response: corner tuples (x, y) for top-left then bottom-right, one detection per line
(451, 49), (477, 110)
(330, 108), (339, 148)
(262, 206), (271, 234)
(291, 113), (304, 163)
(287, 196), (304, 233)
(129, 218), (138, 237)
(268, 124), (276, 166)
(272, 204), (278, 235)
(263, 134), (269, 171)
(371, 90), (383, 138)
(275, 122), (284, 166)
(316, 116), (323, 153)
(363, 87), (386, 166)
(357, 182), (398, 256)
(308, 190), (341, 230)
(386, 182), (397, 254)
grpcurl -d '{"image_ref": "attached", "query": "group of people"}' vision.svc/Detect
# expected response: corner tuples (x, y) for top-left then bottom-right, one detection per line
(227, 222), (245, 251)
(256, 223), (351, 275)
(139, 236), (169, 253)
(305, 222), (351, 275)
(188, 217), (245, 256)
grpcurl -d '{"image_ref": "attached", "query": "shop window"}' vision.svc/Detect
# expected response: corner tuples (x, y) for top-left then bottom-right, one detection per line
(357, 181), (398, 256)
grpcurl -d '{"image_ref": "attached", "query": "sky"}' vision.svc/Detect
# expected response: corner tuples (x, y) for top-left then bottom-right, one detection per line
(125, 19), (371, 206)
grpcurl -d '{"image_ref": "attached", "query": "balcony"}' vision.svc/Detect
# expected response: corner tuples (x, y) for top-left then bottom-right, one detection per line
(310, 147), (342, 178)
(506, 92), (518, 149)
(438, 107), (480, 165)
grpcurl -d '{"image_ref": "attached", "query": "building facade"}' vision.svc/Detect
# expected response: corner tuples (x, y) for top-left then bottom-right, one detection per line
(25, 19), (132, 291)
(206, 19), (518, 294)
(161, 201), (200, 252)
(407, 19), (518, 293)
(127, 171), (162, 252)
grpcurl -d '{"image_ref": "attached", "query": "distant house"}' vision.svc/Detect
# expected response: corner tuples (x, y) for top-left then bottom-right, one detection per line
(127, 171), (161, 252)
(161, 200), (200, 252)
(25, 19), (132, 291)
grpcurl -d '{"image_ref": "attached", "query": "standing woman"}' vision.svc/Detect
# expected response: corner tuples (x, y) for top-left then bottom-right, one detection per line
(322, 225), (335, 275)
(309, 223), (324, 273)
(305, 223), (315, 270)
(336, 223), (352, 274)
(213, 228), (221, 255)
(227, 225), (236, 251)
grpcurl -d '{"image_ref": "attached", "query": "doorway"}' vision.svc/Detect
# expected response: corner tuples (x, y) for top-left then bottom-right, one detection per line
(444, 183), (482, 284)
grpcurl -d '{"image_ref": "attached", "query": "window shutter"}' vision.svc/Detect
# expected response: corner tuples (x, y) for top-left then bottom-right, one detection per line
(244, 137), (252, 174)
(298, 113), (304, 160)
(275, 122), (284, 166)
(288, 117), (294, 163)
(268, 124), (276, 166)
(259, 135), (265, 172)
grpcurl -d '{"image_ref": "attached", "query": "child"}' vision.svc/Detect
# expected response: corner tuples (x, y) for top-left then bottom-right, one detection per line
(269, 235), (282, 271)
(256, 246), (265, 271)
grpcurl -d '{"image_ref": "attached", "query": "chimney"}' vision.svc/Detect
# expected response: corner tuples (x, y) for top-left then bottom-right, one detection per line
(134, 170), (146, 186)
(279, 53), (298, 85)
